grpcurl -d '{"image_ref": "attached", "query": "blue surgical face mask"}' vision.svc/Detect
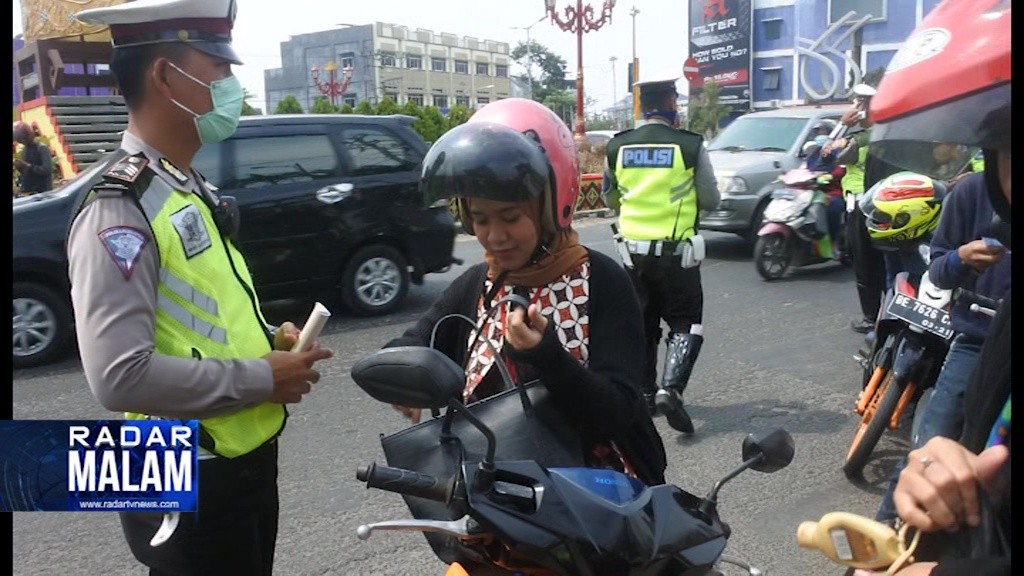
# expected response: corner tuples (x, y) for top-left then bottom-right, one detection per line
(168, 62), (243, 144)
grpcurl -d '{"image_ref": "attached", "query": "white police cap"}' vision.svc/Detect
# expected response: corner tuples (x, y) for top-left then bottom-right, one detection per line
(74, 0), (242, 65)
(852, 84), (877, 98)
(633, 69), (683, 92)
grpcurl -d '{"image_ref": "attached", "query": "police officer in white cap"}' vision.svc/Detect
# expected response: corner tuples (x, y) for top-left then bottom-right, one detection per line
(601, 69), (719, 435)
(68, 1), (333, 573)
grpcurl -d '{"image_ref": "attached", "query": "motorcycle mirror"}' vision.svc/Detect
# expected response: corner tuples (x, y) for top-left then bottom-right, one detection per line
(742, 428), (795, 473)
(351, 347), (466, 409)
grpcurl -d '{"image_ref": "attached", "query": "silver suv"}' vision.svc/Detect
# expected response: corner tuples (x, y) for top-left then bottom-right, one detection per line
(700, 105), (847, 244)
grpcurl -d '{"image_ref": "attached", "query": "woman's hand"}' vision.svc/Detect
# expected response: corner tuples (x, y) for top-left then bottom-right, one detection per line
(506, 303), (549, 352)
(893, 437), (1009, 534)
(392, 405), (422, 424)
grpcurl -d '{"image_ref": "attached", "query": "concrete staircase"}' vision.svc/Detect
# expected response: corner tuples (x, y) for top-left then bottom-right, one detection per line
(47, 95), (128, 171)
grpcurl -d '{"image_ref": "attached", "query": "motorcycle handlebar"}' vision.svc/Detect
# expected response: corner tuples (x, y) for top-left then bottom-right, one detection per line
(356, 462), (455, 503)
(953, 288), (1002, 314)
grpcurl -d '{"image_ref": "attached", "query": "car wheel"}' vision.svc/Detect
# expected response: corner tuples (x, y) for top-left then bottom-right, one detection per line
(13, 282), (74, 369)
(340, 245), (410, 316)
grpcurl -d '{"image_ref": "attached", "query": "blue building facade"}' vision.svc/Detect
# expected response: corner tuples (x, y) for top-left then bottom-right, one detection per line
(748, 0), (942, 109)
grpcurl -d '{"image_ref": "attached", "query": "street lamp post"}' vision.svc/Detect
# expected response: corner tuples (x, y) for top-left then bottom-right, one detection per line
(630, 5), (640, 123)
(310, 61), (354, 107)
(609, 55), (617, 128)
(512, 15), (547, 101)
(544, 0), (616, 137)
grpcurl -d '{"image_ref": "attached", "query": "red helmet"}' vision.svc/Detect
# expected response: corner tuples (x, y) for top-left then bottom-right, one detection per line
(869, 0), (1010, 178)
(467, 98), (580, 232)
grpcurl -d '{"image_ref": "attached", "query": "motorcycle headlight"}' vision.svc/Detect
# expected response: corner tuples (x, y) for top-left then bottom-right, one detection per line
(717, 176), (748, 196)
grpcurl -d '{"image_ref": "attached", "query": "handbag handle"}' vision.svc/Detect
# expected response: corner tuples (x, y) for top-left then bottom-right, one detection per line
(429, 292), (536, 418)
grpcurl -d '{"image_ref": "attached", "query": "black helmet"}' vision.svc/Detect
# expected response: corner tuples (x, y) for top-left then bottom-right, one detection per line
(812, 119), (836, 133)
(420, 121), (552, 234)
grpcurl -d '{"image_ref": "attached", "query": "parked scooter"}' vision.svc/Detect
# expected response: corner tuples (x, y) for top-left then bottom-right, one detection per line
(349, 297), (796, 576)
(753, 162), (847, 280)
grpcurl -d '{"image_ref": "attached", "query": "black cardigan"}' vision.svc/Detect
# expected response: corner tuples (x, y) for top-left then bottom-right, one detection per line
(385, 248), (668, 485)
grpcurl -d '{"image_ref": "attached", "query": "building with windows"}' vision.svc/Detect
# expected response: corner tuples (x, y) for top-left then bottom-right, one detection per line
(689, 0), (942, 116)
(264, 22), (513, 113)
(747, 0), (942, 110)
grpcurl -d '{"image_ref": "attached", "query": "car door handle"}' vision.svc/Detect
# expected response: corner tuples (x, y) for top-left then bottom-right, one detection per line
(316, 183), (355, 204)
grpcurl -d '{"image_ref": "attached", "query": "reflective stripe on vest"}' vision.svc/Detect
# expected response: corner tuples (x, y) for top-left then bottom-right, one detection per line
(125, 172), (283, 459)
(614, 143), (699, 241)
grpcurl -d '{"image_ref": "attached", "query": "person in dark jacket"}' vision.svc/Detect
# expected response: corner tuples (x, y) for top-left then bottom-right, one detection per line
(13, 120), (53, 195)
(851, 0), (1010, 573)
(385, 97), (668, 488)
(872, 171), (1010, 523)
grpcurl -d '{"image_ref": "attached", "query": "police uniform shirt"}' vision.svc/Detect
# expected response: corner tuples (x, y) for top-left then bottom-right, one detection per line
(601, 117), (721, 213)
(68, 130), (274, 420)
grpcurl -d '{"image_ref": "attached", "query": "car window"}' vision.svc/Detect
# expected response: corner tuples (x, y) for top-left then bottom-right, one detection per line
(236, 134), (340, 188)
(707, 117), (811, 153)
(206, 134), (342, 191)
(339, 125), (420, 176)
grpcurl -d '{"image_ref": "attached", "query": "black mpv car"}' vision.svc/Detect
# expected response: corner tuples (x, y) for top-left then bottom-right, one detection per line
(13, 114), (458, 368)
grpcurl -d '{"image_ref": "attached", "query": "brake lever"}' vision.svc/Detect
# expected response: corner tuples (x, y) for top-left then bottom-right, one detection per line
(356, 514), (481, 541)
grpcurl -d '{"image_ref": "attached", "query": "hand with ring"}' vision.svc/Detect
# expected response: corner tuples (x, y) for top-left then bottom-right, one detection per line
(892, 436), (1010, 534)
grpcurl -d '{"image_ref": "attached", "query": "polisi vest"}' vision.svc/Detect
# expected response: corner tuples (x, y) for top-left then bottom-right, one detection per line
(73, 153), (283, 459)
(607, 124), (703, 241)
(843, 131), (871, 194)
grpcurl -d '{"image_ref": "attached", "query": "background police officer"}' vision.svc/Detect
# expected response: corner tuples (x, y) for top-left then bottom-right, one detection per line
(601, 71), (720, 434)
(68, 1), (332, 573)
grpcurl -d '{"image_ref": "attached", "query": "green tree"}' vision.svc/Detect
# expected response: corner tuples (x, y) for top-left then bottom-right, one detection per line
(443, 104), (473, 131)
(338, 102), (354, 114)
(414, 106), (446, 143)
(687, 80), (731, 139)
(511, 40), (569, 103)
(241, 88), (260, 115)
(354, 100), (375, 115)
(310, 96), (338, 114)
(376, 96), (400, 116)
(399, 99), (422, 119)
(542, 90), (576, 129)
(274, 95), (304, 114)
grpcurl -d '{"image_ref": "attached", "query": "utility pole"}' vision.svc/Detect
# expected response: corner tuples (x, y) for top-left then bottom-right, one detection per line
(630, 5), (640, 124)
(609, 55), (618, 128)
(512, 15), (546, 101)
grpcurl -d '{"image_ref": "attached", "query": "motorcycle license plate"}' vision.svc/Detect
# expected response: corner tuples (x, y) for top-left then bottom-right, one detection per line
(886, 293), (954, 340)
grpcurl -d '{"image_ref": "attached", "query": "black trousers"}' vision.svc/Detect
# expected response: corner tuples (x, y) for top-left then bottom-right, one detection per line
(120, 438), (280, 576)
(846, 207), (887, 322)
(624, 253), (704, 393)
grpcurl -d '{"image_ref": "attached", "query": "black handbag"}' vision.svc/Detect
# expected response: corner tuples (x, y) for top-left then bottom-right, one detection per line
(378, 378), (584, 569)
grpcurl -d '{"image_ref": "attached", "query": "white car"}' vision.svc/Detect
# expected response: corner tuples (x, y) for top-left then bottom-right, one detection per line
(584, 130), (619, 148)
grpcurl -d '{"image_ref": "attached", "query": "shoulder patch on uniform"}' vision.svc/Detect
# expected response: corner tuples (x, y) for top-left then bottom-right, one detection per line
(103, 155), (149, 184)
(170, 204), (212, 258)
(98, 226), (148, 280)
(159, 158), (190, 185)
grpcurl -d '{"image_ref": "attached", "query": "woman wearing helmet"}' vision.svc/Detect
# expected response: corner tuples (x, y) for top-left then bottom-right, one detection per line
(381, 98), (668, 488)
(858, 171), (946, 290)
(850, 0), (1010, 575)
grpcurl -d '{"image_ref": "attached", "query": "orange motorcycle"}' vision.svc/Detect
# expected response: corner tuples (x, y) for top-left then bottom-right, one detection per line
(844, 270), (953, 480)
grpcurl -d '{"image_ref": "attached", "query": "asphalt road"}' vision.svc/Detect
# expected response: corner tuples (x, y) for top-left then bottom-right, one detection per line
(11, 217), (914, 576)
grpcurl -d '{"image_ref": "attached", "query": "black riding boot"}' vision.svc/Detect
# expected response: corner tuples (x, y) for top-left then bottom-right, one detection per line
(655, 332), (703, 433)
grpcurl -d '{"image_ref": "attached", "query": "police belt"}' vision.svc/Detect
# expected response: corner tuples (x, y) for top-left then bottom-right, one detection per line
(625, 239), (686, 257)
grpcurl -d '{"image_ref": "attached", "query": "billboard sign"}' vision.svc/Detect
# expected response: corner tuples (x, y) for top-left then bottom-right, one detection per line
(688, 0), (753, 113)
